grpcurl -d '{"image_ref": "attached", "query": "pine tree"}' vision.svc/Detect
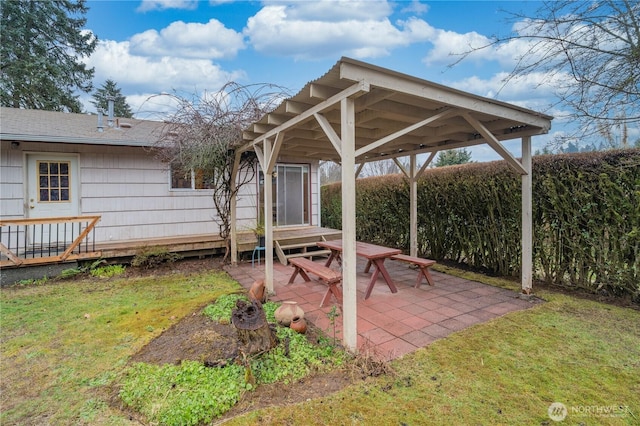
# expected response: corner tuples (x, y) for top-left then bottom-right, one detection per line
(0, 0), (96, 112)
(91, 79), (133, 118)
(434, 148), (472, 167)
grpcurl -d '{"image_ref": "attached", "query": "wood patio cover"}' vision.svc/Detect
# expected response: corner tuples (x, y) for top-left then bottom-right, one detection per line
(232, 57), (553, 351)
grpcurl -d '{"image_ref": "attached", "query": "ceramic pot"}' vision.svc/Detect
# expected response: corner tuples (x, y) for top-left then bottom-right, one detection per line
(249, 279), (265, 302)
(274, 301), (304, 326)
(290, 316), (307, 334)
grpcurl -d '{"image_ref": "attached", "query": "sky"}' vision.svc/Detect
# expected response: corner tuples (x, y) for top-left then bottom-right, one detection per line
(81, 0), (566, 162)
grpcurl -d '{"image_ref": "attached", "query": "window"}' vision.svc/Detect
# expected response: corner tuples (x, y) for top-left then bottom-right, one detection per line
(37, 161), (71, 202)
(170, 164), (215, 190)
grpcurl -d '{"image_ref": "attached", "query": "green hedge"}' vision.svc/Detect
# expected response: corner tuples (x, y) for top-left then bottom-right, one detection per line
(320, 149), (640, 299)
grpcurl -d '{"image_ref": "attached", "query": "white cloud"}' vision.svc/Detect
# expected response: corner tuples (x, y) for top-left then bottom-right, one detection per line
(130, 19), (244, 59)
(244, 4), (433, 60)
(446, 70), (569, 116)
(400, 0), (429, 15)
(85, 39), (246, 116)
(126, 92), (184, 119)
(421, 28), (491, 65)
(281, 0), (393, 21)
(136, 0), (198, 12)
(82, 14), (248, 117)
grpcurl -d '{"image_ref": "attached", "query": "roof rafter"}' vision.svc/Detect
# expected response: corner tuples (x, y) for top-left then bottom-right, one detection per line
(248, 80), (370, 149)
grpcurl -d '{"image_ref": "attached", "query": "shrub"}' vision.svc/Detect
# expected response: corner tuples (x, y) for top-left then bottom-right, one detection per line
(131, 246), (183, 269)
(90, 264), (126, 278)
(321, 148), (640, 298)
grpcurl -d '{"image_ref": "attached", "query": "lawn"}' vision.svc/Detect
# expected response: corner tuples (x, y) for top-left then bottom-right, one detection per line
(1, 265), (638, 425)
(0, 269), (241, 425)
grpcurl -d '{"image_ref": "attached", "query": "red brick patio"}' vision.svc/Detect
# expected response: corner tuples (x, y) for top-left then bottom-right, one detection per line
(224, 257), (540, 361)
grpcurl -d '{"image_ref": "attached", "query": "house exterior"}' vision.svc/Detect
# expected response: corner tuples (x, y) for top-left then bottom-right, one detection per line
(0, 107), (323, 262)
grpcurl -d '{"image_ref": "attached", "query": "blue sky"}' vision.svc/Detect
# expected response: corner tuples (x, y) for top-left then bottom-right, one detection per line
(82, 0), (563, 161)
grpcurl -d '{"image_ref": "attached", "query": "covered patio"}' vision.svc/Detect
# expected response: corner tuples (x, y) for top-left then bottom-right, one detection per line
(231, 57), (553, 351)
(225, 259), (539, 361)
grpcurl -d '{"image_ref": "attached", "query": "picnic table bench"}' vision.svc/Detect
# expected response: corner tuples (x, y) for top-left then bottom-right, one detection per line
(390, 254), (436, 287)
(287, 257), (342, 307)
(318, 239), (402, 299)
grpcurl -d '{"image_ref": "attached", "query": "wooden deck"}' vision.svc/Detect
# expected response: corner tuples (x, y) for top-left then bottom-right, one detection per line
(97, 226), (342, 262)
(1, 218), (341, 268)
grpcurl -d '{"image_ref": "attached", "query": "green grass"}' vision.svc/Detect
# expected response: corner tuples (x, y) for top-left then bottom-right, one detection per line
(1, 267), (638, 425)
(223, 290), (640, 425)
(0, 269), (240, 425)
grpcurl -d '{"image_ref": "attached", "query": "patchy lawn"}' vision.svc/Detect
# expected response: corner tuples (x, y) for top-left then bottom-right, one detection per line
(222, 290), (639, 425)
(1, 259), (638, 425)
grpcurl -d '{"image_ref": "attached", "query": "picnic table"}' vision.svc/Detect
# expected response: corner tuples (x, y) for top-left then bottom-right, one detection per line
(317, 239), (402, 299)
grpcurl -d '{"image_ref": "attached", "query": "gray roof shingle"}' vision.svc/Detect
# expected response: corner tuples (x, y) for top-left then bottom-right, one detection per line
(0, 107), (164, 147)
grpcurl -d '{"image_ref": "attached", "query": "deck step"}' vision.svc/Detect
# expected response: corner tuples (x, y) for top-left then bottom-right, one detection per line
(284, 249), (332, 262)
(279, 241), (321, 251)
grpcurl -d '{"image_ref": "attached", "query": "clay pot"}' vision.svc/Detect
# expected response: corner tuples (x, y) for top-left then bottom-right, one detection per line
(249, 279), (265, 303)
(274, 301), (304, 326)
(290, 316), (307, 334)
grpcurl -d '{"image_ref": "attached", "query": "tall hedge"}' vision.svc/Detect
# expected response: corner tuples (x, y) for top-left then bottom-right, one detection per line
(320, 149), (640, 299)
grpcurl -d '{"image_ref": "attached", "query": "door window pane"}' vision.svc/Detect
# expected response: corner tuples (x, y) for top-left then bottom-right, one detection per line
(37, 161), (71, 203)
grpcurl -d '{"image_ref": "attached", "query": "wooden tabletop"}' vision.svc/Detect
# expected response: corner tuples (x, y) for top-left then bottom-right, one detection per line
(317, 239), (402, 259)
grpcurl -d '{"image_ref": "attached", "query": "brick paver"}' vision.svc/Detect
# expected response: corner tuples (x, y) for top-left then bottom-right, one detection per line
(224, 256), (541, 360)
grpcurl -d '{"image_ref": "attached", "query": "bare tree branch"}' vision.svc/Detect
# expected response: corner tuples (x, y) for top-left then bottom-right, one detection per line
(452, 0), (639, 145)
(145, 82), (290, 262)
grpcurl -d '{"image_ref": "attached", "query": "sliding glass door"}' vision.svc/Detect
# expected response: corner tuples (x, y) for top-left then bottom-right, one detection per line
(259, 164), (310, 227)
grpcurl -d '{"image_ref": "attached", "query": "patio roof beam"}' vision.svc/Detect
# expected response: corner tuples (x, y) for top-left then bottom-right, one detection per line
(355, 108), (455, 158)
(314, 112), (342, 157)
(266, 132), (284, 173)
(417, 151), (437, 178)
(355, 138), (481, 164)
(285, 100), (312, 114)
(340, 61), (552, 130)
(253, 144), (265, 173)
(355, 87), (395, 110)
(310, 83), (341, 100)
(461, 112), (528, 175)
(250, 80), (370, 147)
(266, 113), (290, 126)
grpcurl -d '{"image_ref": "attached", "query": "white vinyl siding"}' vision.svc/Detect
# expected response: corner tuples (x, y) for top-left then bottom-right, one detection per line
(0, 141), (321, 244)
(0, 141), (26, 218)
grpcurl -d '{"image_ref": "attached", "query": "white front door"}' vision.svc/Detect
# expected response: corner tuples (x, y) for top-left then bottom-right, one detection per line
(26, 154), (80, 243)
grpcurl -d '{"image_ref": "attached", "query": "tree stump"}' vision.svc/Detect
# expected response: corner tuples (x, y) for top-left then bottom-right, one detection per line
(231, 299), (277, 355)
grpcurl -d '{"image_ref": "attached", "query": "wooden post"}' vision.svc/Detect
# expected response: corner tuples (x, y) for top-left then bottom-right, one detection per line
(230, 150), (241, 266)
(521, 136), (533, 294)
(409, 154), (418, 257)
(341, 96), (358, 352)
(263, 138), (274, 294)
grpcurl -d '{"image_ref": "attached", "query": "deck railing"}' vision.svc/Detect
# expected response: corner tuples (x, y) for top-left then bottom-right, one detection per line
(0, 216), (101, 267)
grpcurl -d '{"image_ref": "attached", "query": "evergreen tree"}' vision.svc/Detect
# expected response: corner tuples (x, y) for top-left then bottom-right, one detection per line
(0, 0), (96, 112)
(91, 79), (133, 118)
(434, 148), (472, 167)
